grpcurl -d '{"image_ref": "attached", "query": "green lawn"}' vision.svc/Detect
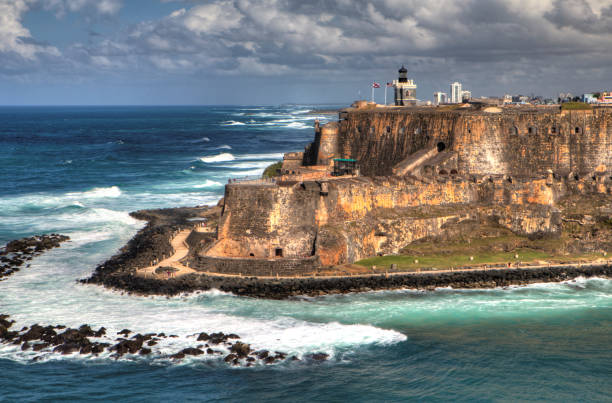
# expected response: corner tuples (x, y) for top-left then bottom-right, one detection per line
(355, 248), (553, 270)
(262, 161), (282, 178)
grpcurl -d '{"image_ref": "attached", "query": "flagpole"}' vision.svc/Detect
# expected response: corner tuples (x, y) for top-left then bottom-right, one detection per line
(384, 86), (387, 106)
(371, 85), (374, 103)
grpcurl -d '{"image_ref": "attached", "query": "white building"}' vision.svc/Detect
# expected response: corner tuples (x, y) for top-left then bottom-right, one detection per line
(461, 90), (472, 102)
(433, 92), (448, 105)
(450, 82), (463, 104)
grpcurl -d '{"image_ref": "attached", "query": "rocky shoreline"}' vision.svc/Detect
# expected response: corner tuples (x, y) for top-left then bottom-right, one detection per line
(0, 314), (328, 366)
(87, 262), (612, 299)
(1, 234), (70, 280)
(79, 206), (612, 299)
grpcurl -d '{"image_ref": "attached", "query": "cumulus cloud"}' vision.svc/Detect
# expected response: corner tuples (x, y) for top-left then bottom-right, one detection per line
(3, 0), (612, 101)
(0, 0), (59, 59)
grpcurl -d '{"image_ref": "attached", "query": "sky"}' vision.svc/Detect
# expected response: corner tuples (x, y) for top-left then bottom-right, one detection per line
(1, 0), (612, 105)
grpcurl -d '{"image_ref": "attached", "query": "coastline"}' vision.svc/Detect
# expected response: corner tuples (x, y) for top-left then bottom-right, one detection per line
(82, 206), (612, 299)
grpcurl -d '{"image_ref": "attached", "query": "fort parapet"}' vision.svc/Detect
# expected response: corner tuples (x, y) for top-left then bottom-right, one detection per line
(193, 104), (612, 275)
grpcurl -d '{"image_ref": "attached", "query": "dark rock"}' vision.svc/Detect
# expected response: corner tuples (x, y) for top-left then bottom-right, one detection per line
(94, 327), (106, 337)
(117, 329), (131, 336)
(21, 342), (30, 351)
(206, 348), (214, 354)
(224, 353), (237, 363)
(263, 356), (276, 364)
(32, 343), (49, 352)
(139, 348), (152, 355)
(54, 343), (79, 355)
(308, 353), (329, 361)
(170, 352), (185, 359)
(230, 342), (251, 358)
(181, 347), (204, 356)
(196, 332), (210, 341)
(147, 340), (157, 346)
(256, 350), (269, 359)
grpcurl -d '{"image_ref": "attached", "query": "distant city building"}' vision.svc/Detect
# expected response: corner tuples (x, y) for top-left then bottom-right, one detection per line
(600, 92), (612, 104)
(582, 93), (597, 104)
(461, 90), (472, 102)
(503, 94), (512, 104)
(433, 91), (448, 105)
(393, 66), (417, 106)
(450, 82), (462, 104)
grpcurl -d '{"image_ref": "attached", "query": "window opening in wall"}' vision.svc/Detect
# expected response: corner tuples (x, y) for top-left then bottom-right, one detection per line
(249, 253), (254, 257)
(528, 127), (536, 135)
(386, 126), (391, 133)
(275, 248), (283, 257)
(437, 142), (446, 152)
(450, 169), (458, 175)
(551, 127), (557, 134)
(439, 169), (448, 175)
(510, 126), (518, 135)
(575, 127), (581, 134)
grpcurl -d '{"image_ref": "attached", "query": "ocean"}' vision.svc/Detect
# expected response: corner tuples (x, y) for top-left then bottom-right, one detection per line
(0, 106), (610, 402)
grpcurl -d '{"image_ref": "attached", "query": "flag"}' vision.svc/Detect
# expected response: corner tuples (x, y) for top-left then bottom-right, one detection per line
(387, 82), (393, 87)
(372, 82), (381, 88)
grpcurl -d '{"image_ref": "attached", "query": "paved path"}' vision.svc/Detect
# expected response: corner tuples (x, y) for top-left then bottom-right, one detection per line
(138, 229), (196, 279)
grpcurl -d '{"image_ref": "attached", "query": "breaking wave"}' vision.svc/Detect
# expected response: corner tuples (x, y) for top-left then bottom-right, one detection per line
(200, 153), (235, 163)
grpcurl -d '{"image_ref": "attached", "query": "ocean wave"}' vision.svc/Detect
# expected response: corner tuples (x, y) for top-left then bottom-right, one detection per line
(66, 186), (122, 199)
(235, 153), (283, 160)
(193, 180), (223, 188)
(190, 137), (210, 143)
(220, 121), (246, 126)
(200, 153), (235, 163)
(220, 161), (272, 169)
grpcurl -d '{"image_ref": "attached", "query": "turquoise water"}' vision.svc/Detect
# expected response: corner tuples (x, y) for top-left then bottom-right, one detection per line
(0, 106), (611, 402)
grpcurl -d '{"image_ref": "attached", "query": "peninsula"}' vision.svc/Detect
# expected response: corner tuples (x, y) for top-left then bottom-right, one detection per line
(84, 98), (612, 298)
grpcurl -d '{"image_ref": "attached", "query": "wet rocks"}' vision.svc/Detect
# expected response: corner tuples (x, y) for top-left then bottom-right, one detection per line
(0, 234), (70, 280)
(0, 314), (331, 367)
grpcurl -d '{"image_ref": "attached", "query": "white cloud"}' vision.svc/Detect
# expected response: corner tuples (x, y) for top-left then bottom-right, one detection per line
(182, 0), (243, 34)
(0, 0), (60, 59)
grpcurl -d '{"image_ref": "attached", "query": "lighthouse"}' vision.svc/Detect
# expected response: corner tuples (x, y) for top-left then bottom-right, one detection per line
(393, 66), (417, 106)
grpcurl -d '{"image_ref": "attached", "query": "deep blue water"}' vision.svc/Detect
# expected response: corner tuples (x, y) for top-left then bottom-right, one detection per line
(0, 106), (611, 402)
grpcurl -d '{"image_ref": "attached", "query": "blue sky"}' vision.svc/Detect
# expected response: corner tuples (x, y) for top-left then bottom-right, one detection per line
(2, 0), (612, 105)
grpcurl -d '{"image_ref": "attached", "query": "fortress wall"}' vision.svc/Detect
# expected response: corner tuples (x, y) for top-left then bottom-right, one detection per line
(190, 255), (320, 276)
(454, 110), (612, 176)
(207, 183), (319, 259)
(338, 111), (457, 176)
(335, 109), (612, 177)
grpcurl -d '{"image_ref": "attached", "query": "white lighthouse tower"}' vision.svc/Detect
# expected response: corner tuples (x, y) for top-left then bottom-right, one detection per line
(393, 66), (417, 106)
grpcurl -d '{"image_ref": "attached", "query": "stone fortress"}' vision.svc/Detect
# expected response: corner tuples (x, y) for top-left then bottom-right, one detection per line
(188, 70), (612, 277)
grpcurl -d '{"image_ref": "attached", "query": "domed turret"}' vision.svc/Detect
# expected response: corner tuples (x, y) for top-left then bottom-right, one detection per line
(393, 65), (417, 106)
(398, 65), (408, 83)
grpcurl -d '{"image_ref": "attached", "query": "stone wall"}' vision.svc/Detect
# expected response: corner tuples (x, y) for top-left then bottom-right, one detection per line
(190, 255), (320, 276)
(329, 107), (612, 177)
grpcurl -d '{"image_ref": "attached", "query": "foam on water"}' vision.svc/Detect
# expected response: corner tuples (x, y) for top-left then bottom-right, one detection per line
(200, 153), (235, 163)
(193, 180), (223, 189)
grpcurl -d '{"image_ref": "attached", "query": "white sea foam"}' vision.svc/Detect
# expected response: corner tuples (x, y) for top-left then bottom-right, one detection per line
(66, 186), (122, 199)
(193, 180), (223, 188)
(200, 153), (235, 163)
(209, 145), (232, 150)
(235, 153), (283, 160)
(220, 120), (246, 126)
(221, 161), (272, 169)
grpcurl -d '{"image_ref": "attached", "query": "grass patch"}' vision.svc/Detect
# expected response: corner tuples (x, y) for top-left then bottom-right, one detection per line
(262, 161), (282, 178)
(561, 102), (592, 110)
(355, 248), (551, 270)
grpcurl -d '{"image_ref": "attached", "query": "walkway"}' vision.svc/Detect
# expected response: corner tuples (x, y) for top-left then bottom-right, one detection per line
(138, 229), (196, 279)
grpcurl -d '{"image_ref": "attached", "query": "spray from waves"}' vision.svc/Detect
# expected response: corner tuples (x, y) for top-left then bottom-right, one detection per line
(220, 121), (246, 126)
(200, 153), (235, 163)
(190, 137), (210, 143)
(66, 186), (122, 199)
(193, 180), (223, 189)
(207, 145), (232, 150)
